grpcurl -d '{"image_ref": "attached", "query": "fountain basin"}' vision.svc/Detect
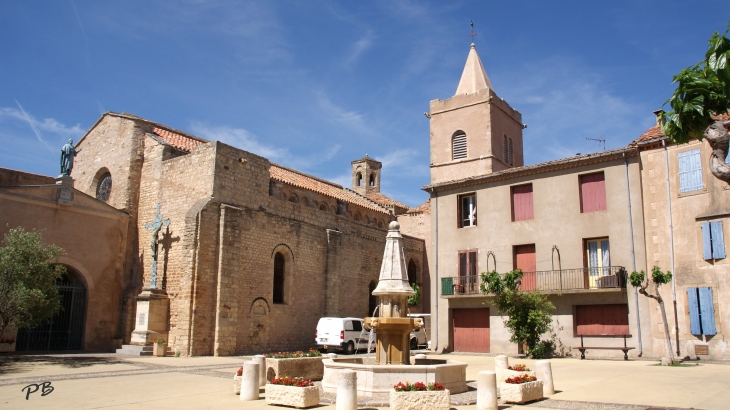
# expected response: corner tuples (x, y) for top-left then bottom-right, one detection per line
(322, 358), (467, 397)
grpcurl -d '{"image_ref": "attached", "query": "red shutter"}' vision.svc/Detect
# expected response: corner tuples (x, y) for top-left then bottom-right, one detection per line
(512, 184), (534, 221)
(580, 172), (606, 213)
(514, 244), (536, 291)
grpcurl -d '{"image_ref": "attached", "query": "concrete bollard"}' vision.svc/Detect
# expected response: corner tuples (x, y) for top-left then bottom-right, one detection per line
(253, 355), (266, 387)
(414, 354), (427, 360)
(239, 361), (260, 401)
(477, 370), (498, 410)
(494, 354), (509, 371)
(336, 369), (357, 410)
(327, 353), (338, 360)
(535, 360), (554, 395)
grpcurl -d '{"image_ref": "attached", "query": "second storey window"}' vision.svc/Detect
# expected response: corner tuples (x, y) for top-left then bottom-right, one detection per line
(458, 193), (477, 227)
(511, 184), (534, 221)
(452, 131), (467, 160)
(687, 287), (717, 336)
(701, 221), (726, 260)
(579, 172), (607, 213)
(678, 149), (703, 193)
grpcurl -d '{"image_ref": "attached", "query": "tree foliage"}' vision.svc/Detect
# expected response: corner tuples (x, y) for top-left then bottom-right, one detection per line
(407, 283), (421, 306)
(480, 270), (555, 358)
(0, 227), (66, 337)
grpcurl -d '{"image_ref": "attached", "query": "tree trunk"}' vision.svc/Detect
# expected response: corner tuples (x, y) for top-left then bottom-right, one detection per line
(705, 121), (730, 184)
(656, 283), (675, 364)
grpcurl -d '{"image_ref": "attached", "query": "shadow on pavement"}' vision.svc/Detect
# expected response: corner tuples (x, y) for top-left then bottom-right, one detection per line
(0, 354), (122, 376)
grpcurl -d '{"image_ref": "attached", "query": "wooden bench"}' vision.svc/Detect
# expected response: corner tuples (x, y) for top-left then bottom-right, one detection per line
(576, 335), (634, 360)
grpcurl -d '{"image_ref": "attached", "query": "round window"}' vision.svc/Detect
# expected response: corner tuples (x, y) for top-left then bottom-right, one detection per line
(96, 173), (112, 203)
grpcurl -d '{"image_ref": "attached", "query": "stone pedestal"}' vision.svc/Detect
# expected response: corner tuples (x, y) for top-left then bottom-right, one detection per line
(365, 317), (416, 365)
(130, 288), (169, 346)
(55, 176), (74, 206)
(336, 369), (357, 410)
(240, 361), (260, 401)
(477, 370), (498, 410)
(535, 360), (554, 395)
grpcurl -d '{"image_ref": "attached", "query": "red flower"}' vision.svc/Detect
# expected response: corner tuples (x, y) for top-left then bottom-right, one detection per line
(236, 367), (243, 376)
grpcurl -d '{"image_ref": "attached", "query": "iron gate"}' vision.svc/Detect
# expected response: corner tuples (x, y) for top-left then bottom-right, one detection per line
(16, 275), (86, 351)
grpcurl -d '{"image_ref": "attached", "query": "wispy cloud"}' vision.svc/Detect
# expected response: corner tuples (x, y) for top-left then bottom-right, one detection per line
(189, 121), (340, 171)
(345, 30), (375, 66)
(1, 104), (84, 153)
(316, 93), (373, 135)
(377, 148), (429, 178)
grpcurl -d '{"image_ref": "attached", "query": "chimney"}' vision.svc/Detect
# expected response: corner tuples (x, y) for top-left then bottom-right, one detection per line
(653, 109), (666, 127)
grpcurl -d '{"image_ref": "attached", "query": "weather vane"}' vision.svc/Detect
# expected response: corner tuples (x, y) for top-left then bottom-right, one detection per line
(468, 20), (477, 43)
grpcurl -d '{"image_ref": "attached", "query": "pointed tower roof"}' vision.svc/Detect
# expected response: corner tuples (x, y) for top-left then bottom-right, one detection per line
(454, 43), (493, 96)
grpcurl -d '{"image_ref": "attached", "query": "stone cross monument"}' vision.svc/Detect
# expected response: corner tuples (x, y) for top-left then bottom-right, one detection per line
(144, 203), (170, 289)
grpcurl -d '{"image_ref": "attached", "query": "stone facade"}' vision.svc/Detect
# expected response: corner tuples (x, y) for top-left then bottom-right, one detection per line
(68, 113), (426, 356)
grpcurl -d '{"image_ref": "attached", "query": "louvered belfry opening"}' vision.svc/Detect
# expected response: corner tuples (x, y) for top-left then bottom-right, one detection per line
(452, 131), (467, 160)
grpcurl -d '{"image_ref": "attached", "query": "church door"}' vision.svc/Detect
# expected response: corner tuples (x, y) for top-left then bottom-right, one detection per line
(16, 270), (86, 351)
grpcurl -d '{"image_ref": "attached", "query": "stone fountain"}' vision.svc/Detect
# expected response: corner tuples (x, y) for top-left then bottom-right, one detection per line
(322, 221), (467, 398)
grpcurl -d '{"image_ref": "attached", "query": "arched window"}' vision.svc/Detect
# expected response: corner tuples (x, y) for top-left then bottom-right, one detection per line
(356, 173), (363, 186)
(319, 202), (328, 211)
(378, 220), (384, 229)
(452, 131), (467, 160)
(354, 212), (362, 222)
(288, 194), (298, 204)
(301, 197), (309, 207)
(508, 138), (514, 166)
(96, 172), (112, 203)
(364, 215), (370, 225)
(273, 253), (285, 304)
(503, 136), (508, 163)
(408, 259), (417, 286)
(368, 281), (377, 316)
(369, 174), (375, 186)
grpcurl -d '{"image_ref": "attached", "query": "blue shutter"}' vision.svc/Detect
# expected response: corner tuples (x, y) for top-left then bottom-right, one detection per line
(711, 220), (726, 259)
(687, 288), (701, 336)
(701, 222), (713, 260)
(679, 149), (703, 192)
(678, 151), (690, 193)
(698, 287), (717, 335)
(690, 149), (704, 191)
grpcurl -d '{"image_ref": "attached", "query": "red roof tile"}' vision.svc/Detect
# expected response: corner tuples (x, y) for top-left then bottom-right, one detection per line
(153, 127), (206, 152)
(366, 192), (409, 210)
(407, 199), (430, 214)
(269, 164), (391, 214)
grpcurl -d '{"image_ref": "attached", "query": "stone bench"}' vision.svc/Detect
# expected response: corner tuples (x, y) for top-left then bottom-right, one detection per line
(575, 335), (634, 360)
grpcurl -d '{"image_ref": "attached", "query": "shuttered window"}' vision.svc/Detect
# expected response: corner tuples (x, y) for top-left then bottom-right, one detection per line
(678, 149), (703, 193)
(503, 136), (508, 163)
(687, 287), (717, 336)
(508, 138), (513, 166)
(452, 132), (467, 160)
(701, 221), (726, 260)
(458, 194), (477, 227)
(511, 184), (534, 221)
(580, 172), (607, 212)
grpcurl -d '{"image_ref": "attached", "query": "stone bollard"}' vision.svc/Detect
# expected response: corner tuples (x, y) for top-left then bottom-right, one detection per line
(327, 353), (338, 360)
(414, 354), (427, 360)
(239, 361), (260, 401)
(476, 371), (498, 410)
(494, 354), (509, 371)
(535, 360), (554, 395)
(336, 369), (357, 410)
(253, 355), (266, 387)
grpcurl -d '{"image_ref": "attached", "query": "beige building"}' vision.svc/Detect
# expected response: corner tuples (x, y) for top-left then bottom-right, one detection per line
(634, 112), (730, 360)
(425, 44), (652, 358)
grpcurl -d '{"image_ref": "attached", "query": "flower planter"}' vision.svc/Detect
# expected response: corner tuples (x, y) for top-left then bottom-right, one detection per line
(266, 357), (323, 381)
(265, 384), (319, 408)
(390, 390), (450, 410)
(0, 343), (15, 353)
(153, 343), (167, 357)
(500, 380), (544, 404)
(233, 374), (242, 395)
(496, 369), (535, 386)
(112, 338), (123, 350)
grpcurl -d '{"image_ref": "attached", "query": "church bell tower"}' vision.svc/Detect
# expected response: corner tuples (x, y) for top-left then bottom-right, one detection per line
(351, 155), (382, 196)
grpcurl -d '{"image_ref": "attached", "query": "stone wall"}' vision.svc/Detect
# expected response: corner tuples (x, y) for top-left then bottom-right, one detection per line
(0, 168), (55, 186)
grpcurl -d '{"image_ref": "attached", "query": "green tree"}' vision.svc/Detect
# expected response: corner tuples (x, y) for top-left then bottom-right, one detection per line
(663, 24), (730, 183)
(0, 227), (66, 338)
(407, 283), (421, 306)
(629, 266), (675, 364)
(480, 270), (555, 358)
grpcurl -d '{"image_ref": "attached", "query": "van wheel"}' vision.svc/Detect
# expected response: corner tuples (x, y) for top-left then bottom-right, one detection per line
(410, 338), (418, 351)
(345, 341), (355, 355)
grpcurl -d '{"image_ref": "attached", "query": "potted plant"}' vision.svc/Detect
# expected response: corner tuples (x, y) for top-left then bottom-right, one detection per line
(0, 337), (16, 353)
(112, 335), (123, 350)
(153, 338), (166, 357)
(500, 374), (543, 404)
(497, 363), (536, 387)
(265, 376), (319, 408)
(390, 381), (450, 410)
(265, 349), (324, 381)
(233, 366), (243, 395)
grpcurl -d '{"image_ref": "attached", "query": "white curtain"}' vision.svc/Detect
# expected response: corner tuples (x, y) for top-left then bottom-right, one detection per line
(588, 241), (599, 277)
(601, 240), (610, 276)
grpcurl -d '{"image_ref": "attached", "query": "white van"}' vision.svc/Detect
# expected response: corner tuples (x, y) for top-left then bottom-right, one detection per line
(408, 313), (431, 350)
(315, 317), (370, 354)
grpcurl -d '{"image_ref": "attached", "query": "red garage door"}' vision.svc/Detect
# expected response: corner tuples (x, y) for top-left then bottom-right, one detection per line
(453, 308), (490, 353)
(575, 304), (630, 336)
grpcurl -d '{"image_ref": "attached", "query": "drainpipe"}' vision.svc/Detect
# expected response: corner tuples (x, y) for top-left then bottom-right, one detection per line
(431, 188), (439, 352)
(662, 140), (680, 356)
(623, 153), (642, 357)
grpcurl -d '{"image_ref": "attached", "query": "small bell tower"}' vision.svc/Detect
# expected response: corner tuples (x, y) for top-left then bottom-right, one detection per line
(351, 155), (382, 196)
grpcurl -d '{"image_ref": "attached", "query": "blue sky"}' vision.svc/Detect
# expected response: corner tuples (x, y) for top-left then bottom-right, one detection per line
(1, 1), (728, 207)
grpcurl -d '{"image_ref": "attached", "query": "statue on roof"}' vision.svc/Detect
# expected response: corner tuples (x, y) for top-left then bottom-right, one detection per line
(60, 139), (82, 177)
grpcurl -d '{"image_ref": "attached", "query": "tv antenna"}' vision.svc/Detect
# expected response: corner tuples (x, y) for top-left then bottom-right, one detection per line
(586, 136), (606, 151)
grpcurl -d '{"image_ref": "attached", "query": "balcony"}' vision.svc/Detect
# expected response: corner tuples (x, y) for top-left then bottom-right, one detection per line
(441, 266), (627, 296)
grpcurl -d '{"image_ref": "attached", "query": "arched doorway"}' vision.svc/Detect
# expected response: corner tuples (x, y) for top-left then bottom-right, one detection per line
(368, 281), (377, 316)
(407, 259), (418, 286)
(16, 268), (87, 351)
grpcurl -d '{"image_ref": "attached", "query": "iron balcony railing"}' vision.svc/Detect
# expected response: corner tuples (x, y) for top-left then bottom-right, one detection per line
(441, 266), (627, 296)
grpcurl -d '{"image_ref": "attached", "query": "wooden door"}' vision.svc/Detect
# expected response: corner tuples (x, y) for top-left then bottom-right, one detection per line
(514, 244), (536, 291)
(453, 308), (490, 353)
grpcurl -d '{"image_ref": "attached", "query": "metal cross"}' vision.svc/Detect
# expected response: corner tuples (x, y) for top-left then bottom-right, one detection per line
(468, 20), (477, 43)
(144, 203), (170, 289)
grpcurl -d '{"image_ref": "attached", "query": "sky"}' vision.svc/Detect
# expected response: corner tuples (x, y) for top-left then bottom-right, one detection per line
(1, 1), (728, 207)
